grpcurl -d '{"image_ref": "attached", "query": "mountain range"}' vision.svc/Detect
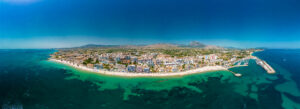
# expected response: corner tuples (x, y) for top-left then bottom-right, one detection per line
(78, 41), (223, 49)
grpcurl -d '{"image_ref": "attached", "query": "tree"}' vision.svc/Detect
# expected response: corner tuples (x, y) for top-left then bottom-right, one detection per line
(103, 64), (110, 70)
(117, 61), (122, 64)
(83, 58), (93, 65)
(95, 59), (99, 64)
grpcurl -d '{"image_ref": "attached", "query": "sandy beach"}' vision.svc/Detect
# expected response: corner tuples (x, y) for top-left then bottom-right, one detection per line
(49, 59), (228, 77)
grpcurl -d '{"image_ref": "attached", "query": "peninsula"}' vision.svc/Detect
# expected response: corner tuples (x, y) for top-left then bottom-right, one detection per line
(49, 41), (274, 77)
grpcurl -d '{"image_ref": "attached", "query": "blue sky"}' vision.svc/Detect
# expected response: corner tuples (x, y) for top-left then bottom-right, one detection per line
(0, 0), (300, 48)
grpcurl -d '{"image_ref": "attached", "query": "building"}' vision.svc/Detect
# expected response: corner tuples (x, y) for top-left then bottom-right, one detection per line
(127, 65), (136, 72)
(115, 64), (126, 70)
(172, 67), (178, 72)
(136, 66), (143, 72)
(94, 64), (103, 69)
(209, 54), (218, 60)
(158, 68), (165, 72)
(143, 67), (150, 73)
(231, 58), (237, 62)
(87, 64), (94, 68)
(115, 57), (120, 62)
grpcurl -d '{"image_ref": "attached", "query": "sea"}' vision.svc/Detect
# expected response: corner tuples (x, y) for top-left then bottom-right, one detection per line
(0, 49), (300, 109)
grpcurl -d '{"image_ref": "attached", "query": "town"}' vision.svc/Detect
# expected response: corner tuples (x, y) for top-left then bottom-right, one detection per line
(50, 44), (257, 73)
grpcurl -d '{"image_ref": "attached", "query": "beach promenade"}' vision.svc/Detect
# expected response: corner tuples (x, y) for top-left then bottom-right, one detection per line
(49, 51), (276, 77)
(49, 59), (227, 77)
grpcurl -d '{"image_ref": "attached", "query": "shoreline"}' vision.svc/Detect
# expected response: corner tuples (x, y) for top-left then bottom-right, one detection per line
(49, 59), (228, 77)
(48, 50), (274, 77)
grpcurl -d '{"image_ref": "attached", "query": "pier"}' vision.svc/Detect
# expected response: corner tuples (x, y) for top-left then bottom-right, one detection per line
(228, 70), (242, 77)
(256, 59), (275, 74)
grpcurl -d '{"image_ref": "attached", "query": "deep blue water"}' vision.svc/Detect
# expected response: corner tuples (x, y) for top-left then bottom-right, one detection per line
(255, 49), (300, 88)
(0, 49), (299, 109)
(254, 49), (300, 105)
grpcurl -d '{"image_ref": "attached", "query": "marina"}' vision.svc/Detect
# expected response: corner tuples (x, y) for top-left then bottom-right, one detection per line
(233, 59), (250, 67)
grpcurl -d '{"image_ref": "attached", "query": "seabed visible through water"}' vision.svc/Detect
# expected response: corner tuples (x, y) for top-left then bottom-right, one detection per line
(0, 49), (300, 109)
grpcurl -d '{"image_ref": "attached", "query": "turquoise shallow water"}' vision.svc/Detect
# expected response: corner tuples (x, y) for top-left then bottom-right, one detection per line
(0, 49), (299, 109)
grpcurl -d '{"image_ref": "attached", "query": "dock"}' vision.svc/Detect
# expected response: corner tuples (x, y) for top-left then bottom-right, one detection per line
(256, 59), (275, 74)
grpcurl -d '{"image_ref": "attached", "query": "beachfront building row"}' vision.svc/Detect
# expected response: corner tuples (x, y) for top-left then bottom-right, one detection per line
(51, 50), (250, 73)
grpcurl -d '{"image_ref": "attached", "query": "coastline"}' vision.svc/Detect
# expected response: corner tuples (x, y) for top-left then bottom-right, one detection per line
(49, 50), (275, 77)
(49, 59), (228, 77)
